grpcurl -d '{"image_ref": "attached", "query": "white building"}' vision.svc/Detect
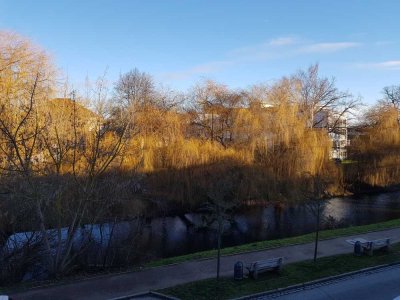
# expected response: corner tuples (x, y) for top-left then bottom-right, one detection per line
(314, 110), (348, 160)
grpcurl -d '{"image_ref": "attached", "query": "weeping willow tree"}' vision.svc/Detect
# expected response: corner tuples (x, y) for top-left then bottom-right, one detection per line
(264, 81), (330, 175)
(230, 79), (335, 202)
(139, 77), (339, 207)
(120, 101), (244, 208)
(349, 105), (400, 187)
(122, 106), (189, 171)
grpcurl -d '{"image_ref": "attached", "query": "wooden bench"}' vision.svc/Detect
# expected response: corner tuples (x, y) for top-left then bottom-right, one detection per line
(246, 257), (283, 279)
(346, 238), (391, 256)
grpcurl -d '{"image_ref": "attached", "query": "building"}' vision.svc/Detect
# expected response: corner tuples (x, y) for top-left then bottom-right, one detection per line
(314, 110), (348, 160)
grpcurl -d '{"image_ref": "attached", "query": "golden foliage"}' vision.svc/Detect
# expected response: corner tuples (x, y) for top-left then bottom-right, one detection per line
(140, 79), (335, 205)
(0, 32), (373, 206)
(350, 105), (400, 187)
(0, 31), (55, 173)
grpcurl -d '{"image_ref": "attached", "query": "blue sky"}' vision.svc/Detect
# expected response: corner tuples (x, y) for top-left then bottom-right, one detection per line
(1, 0), (399, 104)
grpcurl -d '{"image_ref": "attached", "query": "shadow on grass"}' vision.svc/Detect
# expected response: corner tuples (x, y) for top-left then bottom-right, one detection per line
(161, 244), (400, 300)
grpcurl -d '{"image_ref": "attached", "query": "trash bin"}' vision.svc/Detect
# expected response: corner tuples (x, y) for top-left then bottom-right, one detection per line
(354, 241), (362, 256)
(234, 261), (244, 280)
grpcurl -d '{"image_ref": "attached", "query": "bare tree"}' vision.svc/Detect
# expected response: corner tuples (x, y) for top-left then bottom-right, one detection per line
(0, 33), (134, 279)
(114, 68), (155, 110)
(294, 64), (360, 131)
(189, 80), (242, 147)
(35, 78), (131, 277)
(303, 174), (332, 262)
(196, 168), (242, 299)
(0, 31), (56, 280)
(382, 85), (400, 109)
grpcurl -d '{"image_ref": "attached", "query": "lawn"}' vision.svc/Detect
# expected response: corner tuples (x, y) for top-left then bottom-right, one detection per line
(161, 243), (400, 300)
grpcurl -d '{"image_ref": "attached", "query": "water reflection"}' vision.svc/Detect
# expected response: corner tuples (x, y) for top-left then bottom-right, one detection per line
(137, 191), (400, 259)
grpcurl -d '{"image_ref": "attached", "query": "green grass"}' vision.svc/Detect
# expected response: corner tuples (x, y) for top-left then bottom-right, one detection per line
(161, 243), (400, 300)
(146, 218), (400, 268)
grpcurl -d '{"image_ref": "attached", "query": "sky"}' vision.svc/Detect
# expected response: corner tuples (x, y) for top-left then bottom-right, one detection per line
(1, 0), (400, 105)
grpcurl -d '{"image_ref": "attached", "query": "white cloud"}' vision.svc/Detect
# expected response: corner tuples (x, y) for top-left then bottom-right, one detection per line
(163, 38), (363, 81)
(268, 37), (297, 46)
(229, 40), (360, 63)
(357, 60), (400, 70)
(299, 42), (361, 53)
(226, 36), (298, 62)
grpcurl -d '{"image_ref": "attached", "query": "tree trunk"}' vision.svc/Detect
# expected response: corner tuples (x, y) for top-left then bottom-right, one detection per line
(314, 202), (320, 262)
(216, 205), (222, 300)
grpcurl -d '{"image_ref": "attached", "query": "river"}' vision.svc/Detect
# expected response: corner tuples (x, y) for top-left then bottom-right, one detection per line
(5, 191), (400, 267)
(4, 190), (400, 281)
(135, 191), (400, 260)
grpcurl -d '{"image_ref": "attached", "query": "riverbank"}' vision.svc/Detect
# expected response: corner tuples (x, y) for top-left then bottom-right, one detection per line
(145, 217), (400, 267)
(135, 189), (400, 262)
(346, 182), (400, 195)
(5, 223), (400, 299)
(147, 183), (400, 218)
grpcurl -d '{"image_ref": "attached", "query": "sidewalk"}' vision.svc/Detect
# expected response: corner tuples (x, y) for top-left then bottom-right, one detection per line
(9, 227), (400, 300)
(244, 264), (400, 300)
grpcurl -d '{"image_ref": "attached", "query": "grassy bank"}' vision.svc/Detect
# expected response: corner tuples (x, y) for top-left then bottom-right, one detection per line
(3, 218), (400, 293)
(146, 218), (400, 267)
(161, 243), (400, 300)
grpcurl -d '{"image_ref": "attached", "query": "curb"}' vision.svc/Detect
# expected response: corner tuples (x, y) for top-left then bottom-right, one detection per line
(231, 261), (400, 300)
(109, 291), (180, 300)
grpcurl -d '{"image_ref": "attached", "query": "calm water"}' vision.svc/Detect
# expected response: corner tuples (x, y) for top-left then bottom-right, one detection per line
(135, 191), (400, 260)
(7, 191), (400, 264)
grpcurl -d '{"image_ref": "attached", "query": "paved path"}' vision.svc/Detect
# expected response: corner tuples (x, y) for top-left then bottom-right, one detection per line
(9, 227), (400, 300)
(250, 264), (400, 300)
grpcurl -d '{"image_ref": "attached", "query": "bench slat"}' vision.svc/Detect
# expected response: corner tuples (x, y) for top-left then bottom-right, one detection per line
(247, 257), (283, 279)
(347, 237), (391, 256)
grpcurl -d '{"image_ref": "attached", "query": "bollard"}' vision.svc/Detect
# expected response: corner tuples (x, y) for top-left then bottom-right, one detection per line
(234, 261), (244, 280)
(354, 241), (362, 256)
